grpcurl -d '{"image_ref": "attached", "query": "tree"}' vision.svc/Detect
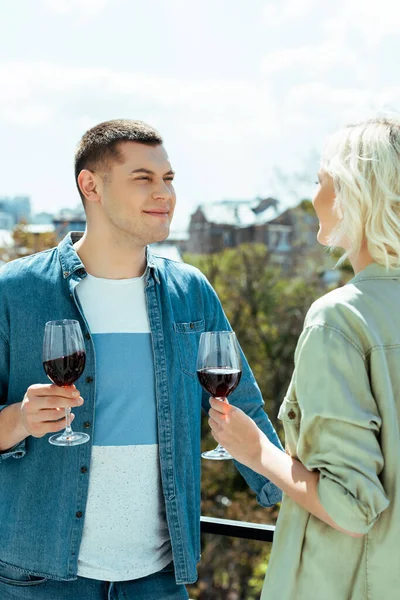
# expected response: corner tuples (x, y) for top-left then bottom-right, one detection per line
(12, 223), (57, 258)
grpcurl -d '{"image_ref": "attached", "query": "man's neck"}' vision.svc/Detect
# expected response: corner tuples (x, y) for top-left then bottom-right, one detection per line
(73, 231), (147, 280)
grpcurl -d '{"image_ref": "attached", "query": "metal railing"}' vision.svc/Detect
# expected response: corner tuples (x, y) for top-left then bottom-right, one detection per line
(200, 516), (275, 542)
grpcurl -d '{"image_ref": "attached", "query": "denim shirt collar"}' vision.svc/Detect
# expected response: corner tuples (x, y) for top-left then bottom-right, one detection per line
(57, 232), (160, 284)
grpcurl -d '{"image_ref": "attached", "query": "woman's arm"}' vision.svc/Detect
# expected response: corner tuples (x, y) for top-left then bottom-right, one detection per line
(209, 398), (362, 537)
(208, 324), (390, 537)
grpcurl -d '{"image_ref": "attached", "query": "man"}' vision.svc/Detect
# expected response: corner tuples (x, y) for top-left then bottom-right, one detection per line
(0, 119), (282, 599)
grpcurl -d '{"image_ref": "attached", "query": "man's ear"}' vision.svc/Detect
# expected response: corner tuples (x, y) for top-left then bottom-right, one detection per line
(77, 169), (102, 204)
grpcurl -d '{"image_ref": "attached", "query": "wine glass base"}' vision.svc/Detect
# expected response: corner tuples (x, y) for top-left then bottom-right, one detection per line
(49, 432), (90, 446)
(202, 448), (232, 460)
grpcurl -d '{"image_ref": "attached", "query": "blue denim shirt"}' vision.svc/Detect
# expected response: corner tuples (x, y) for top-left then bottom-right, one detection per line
(0, 232), (282, 585)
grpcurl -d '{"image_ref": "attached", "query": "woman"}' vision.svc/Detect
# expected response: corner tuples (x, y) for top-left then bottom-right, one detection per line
(208, 117), (400, 599)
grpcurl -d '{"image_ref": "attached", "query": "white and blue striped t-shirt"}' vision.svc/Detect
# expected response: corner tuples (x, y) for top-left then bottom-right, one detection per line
(76, 273), (172, 582)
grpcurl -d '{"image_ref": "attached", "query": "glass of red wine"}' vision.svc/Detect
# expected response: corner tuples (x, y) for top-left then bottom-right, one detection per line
(197, 331), (242, 460)
(43, 320), (89, 446)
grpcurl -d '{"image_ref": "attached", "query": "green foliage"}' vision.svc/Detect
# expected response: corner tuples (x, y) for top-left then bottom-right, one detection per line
(185, 244), (322, 424)
(298, 199), (315, 214)
(12, 223), (57, 257)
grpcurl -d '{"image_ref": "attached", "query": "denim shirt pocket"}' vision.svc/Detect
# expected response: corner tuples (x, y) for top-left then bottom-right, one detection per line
(174, 319), (205, 378)
(0, 562), (48, 587)
(278, 396), (301, 458)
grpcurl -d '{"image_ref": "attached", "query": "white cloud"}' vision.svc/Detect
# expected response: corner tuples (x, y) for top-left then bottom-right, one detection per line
(41, 0), (112, 20)
(324, 0), (400, 45)
(0, 62), (279, 140)
(262, 0), (319, 27)
(261, 43), (359, 77)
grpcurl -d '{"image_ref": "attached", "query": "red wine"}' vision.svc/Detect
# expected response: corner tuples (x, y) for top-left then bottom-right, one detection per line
(43, 351), (86, 387)
(197, 367), (242, 397)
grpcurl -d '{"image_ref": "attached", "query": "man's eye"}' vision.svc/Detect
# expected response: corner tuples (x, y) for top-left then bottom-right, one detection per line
(165, 177), (175, 182)
(136, 177), (150, 181)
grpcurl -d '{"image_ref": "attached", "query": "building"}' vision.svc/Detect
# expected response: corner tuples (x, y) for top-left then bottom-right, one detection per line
(32, 212), (54, 225)
(52, 208), (86, 240)
(165, 230), (189, 254)
(188, 197), (281, 254)
(0, 196), (31, 226)
(187, 197), (320, 271)
(0, 212), (14, 231)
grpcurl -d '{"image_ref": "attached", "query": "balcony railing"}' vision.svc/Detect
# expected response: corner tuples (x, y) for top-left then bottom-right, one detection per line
(200, 516), (275, 542)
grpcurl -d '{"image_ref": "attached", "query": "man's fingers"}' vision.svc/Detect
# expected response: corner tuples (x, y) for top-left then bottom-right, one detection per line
(44, 395), (84, 409)
(44, 413), (75, 433)
(25, 395), (84, 411)
(27, 384), (80, 398)
(30, 413), (76, 437)
(32, 408), (69, 422)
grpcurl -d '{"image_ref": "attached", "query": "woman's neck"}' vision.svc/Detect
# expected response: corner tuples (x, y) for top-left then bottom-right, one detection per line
(349, 247), (374, 274)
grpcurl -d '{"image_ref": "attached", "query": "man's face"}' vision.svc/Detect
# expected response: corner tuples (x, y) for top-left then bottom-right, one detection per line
(98, 141), (176, 246)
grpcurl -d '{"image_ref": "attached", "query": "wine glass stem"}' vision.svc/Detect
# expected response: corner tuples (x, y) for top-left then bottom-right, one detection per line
(216, 398), (228, 451)
(64, 407), (73, 436)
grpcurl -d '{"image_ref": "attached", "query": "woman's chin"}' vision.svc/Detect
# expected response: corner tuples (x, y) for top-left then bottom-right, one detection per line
(316, 230), (330, 247)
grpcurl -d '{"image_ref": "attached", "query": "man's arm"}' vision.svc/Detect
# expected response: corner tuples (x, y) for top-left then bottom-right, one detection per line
(0, 385), (85, 454)
(200, 275), (283, 506)
(0, 403), (29, 452)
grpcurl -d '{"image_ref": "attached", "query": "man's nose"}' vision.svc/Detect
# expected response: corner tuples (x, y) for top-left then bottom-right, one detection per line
(152, 180), (174, 200)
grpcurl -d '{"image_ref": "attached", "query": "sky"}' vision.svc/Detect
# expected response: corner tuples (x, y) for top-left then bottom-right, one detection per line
(1, 0), (400, 230)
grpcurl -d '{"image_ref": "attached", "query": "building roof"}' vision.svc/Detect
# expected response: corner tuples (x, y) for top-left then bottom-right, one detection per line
(25, 224), (56, 234)
(198, 199), (282, 228)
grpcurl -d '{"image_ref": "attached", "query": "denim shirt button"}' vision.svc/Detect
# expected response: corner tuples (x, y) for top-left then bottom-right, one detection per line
(75, 511), (83, 518)
(80, 466), (88, 473)
(83, 422), (91, 429)
(190, 322), (194, 329)
(85, 332), (91, 340)
(86, 376), (93, 383)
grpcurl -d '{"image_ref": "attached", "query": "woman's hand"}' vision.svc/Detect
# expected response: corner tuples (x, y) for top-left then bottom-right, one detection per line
(208, 397), (267, 468)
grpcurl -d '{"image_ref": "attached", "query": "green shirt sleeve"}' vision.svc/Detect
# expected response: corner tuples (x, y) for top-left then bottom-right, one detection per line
(290, 324), (389, 534)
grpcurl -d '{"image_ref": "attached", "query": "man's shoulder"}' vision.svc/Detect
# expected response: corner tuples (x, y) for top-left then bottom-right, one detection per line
(0, 247), (58, 283)
(152, 254), (206, 282)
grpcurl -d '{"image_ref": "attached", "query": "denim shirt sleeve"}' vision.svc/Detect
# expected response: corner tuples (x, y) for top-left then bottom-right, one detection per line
(0, 327), (26, 461)
(200, 275), (283, 506)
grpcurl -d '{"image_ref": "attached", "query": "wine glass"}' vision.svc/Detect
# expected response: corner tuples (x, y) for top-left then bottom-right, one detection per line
(43, 320), (90, 446)
(197, 331), (242, 460)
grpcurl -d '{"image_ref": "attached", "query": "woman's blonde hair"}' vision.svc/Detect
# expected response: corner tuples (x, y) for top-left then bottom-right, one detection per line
(321, 116), (400, 269)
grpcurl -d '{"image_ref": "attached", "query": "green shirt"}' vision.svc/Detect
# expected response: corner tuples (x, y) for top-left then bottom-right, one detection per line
(262, 264), (400, 600)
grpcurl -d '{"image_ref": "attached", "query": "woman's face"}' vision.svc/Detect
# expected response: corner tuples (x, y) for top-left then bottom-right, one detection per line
(312, 170), (340, 246)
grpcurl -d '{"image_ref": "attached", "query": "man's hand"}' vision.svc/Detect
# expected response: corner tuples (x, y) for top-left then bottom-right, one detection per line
(20, 384), (84, 438)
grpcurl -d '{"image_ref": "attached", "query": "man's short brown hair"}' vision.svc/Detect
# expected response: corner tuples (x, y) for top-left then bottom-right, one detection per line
(74, 119), (163, 202)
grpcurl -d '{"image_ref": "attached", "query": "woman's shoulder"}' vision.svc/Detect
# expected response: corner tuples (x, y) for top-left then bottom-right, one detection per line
(302, 283), (374, 355)
(305, 283), (364, 328)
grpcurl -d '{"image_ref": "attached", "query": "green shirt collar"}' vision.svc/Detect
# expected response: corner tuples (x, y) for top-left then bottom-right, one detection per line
(349, 262), (400, 285)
